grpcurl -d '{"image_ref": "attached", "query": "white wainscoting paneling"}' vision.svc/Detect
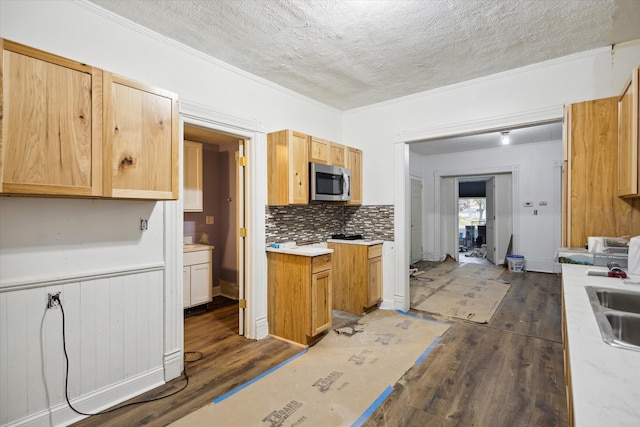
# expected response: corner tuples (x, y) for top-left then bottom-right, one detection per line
(0, 269), (164, 427)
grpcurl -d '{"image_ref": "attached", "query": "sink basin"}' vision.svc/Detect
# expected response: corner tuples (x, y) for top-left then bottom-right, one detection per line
(587, 286), (640, 351)
(605, 313), (640, 348)
(596, 289), (640, 314)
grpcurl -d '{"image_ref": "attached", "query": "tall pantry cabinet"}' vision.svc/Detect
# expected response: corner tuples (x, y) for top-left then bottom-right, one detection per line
(563, 86), (640, 247)
(0, 38), (179, 200)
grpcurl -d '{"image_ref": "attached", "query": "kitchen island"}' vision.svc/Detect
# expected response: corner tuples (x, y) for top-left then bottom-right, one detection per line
(562, 264), (640, 426)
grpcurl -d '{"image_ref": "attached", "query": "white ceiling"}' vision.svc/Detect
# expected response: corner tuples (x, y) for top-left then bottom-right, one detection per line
(409, 121), (563, 156)
(88, 0), (640, 111)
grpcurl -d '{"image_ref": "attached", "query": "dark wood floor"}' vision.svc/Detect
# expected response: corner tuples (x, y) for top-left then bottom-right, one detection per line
(365, 269), (567, 426)
(73, 269), (567, 427)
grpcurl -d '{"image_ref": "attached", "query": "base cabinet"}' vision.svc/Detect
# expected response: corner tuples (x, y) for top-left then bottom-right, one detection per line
(328, 242), (382, 315)
(267, 252), (332, 345)
(183, 247), (213, 308)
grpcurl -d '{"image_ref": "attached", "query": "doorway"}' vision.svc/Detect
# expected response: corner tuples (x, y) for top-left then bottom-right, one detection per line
(183, 123), (246, 336)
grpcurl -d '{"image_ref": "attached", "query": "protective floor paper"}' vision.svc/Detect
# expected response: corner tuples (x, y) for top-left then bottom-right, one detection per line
(171, 310), (449, 427)
(411, 262), (510, 323)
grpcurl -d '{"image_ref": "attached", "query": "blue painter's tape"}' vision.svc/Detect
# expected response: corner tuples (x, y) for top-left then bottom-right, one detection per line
(415, 336), (441, 365)
(352, 385), (394, 427)
(212, 349), (307, 404)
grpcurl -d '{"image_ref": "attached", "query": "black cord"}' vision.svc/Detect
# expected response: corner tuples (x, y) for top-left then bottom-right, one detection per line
(56, 297), (203, 417)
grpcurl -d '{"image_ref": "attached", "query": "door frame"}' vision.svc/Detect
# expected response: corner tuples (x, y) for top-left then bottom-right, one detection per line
(393, 106), (564, 312)
(163, 100), (266, 380)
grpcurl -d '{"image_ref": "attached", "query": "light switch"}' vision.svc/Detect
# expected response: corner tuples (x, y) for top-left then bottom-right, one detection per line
(206, 216), (214, 224)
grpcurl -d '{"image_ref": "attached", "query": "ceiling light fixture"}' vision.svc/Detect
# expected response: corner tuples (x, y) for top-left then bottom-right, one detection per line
(500, 131), (511, 145)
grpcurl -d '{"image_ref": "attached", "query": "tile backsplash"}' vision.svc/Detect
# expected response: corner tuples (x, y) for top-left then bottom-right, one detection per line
(266, 204), (394, 244)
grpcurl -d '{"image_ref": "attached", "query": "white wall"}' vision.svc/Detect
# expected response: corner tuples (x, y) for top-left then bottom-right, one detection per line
(0, 1), (343, 425)
(410, 140), (563, 272)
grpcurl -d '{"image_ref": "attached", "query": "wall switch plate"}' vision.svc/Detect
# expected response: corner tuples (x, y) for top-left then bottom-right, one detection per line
(523, 201), (533, 207)
(206, 216), (214, 225)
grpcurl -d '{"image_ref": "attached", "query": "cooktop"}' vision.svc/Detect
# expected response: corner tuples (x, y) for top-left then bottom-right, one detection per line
(331, 234), (364, 240)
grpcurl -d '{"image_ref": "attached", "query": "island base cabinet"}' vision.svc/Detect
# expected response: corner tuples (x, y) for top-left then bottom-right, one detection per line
(267, 252), (332, 346)
(328, 242), (382, 315)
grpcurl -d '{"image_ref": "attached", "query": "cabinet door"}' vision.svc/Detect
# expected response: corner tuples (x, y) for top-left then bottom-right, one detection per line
(309, 136), (330, 164)
(189, 263), (212, 306)
(617, 67), (639, 197)
(1, 39), (103, 196)
(183, 140), (203, 212)
(330, 142), (346, 167)
(103, 72), (179, 200)
(183, 266), (191, 308)
(310, 270), (332, 337)
(367, 256), (383, 307)
(289, 131), (309, 204)
(346, 147), (362, 206)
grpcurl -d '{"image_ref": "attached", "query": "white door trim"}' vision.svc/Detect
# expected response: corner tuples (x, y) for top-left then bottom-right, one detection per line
(163, 100), (267, 381)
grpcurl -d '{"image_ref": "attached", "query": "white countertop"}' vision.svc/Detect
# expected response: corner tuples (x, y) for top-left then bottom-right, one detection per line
(266, 246), (333, 257)
(326, 239), (384, 246)
(183, 244), (214, 253)
(562, 264), (640, 426)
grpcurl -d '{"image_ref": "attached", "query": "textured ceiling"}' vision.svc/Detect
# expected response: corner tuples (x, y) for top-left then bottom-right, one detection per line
(88, 0), (640, 110)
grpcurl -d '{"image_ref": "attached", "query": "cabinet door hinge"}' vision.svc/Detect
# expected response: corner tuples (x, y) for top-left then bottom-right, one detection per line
(239, 156), (247, 167)
(240, 227), (247, 237)
(239, 299), (247, 309)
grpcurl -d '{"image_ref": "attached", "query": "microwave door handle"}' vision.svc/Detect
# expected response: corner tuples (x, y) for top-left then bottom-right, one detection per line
(343, 172), (350, 199)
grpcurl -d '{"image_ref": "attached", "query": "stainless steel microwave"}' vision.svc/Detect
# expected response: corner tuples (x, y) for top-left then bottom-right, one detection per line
(309, 162), (351, 202)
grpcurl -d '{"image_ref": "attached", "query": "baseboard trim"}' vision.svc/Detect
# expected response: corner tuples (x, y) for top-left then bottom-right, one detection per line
(164, 349), (183, 381)
(255, 315), (269, 340)
(8, 367), (165, 427)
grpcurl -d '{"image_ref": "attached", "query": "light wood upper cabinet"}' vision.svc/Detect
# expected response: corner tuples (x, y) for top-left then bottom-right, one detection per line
(329, 142), (346, 167)
(346, 147), (362, 206)
(617, 67), (639, 198)
(267, 129), (309, 205)
(183, 140), (203, 212)
(309, 136), (330, 164)
(0, 39), (103, 196)
(563, 97), (640, 247)
(103, 72), (179, 200)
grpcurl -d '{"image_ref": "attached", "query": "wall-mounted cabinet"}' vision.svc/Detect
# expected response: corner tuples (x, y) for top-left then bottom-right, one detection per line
(563, 97), (640, 247)
(309, 136), (331, 164)
(346, 147), (362, 206)
(0, 38), (179, 200)
(103, 72), (179, 200)
(268, 129), (363, 206)
(329, 142), (346, 167)
(267, 129), (309, 205)
(183, 140), (203, 212)
(0, 39), (103, 197)
(617, 67), (639, 198)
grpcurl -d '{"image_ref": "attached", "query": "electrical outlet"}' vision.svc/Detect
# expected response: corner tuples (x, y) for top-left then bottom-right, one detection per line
(140, 218), (148, 231)
(206, 216), (214, 225)
(47, 291), (61, 309)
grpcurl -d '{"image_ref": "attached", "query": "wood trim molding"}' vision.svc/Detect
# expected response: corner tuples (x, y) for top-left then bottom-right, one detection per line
(0, 263), (165, 292)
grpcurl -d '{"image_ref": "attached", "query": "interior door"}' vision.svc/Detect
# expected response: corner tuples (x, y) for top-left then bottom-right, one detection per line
(485, 177), (496, 263)
(237, 140), (246, 336)
(440, 177), (458, 261)
(410, 178), (423, 263)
